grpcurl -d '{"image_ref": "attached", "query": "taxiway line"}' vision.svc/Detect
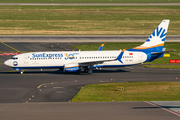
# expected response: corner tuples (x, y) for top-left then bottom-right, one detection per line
(0, 41), (20, 53)
(37, 83), (51, 89)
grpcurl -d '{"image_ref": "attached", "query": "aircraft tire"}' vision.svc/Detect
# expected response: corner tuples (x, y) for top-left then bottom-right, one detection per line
(88, 69), (93, 74)
(20, 71), (23, 74)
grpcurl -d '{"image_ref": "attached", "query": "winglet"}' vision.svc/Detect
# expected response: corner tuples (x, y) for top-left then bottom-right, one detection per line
(116, 48), (126, 63)
(98, 43), (105, 51)
(122, 48), (126, 52)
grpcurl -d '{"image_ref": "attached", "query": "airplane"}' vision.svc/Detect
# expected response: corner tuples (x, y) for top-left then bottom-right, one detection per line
(4, 20), (170, 74)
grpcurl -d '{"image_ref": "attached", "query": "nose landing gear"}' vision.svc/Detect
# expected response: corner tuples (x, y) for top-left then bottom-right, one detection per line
(14, 68), (24, 74)
(20, 71), (24, 75)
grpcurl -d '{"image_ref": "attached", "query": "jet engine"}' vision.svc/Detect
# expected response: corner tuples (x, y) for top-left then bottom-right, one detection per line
(63, 64), (80, 72)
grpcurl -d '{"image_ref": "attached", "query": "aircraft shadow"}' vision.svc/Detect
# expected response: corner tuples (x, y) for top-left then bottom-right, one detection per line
(92, 69), (129, 73)
(0, 69), (129, 75)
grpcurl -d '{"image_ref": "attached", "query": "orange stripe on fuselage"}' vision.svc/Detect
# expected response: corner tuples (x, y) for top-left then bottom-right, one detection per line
(133, 43), (164, 49)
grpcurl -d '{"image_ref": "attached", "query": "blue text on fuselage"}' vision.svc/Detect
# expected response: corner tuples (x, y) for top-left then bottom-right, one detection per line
(32, 53), (63, 58)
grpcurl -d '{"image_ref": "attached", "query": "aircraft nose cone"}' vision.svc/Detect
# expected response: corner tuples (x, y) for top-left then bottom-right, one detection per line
(4, 60), (10, 66)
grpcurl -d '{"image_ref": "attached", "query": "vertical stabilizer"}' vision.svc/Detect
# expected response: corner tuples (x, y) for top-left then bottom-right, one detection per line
(132, 20), (170, 52)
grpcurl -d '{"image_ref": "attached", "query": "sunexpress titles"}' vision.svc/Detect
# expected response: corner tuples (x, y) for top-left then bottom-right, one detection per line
(32, 53), (63, 58)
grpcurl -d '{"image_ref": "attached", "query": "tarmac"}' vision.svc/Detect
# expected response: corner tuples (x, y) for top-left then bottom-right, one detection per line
(0, 35), (180, 42)
(0, 102), (180, 120)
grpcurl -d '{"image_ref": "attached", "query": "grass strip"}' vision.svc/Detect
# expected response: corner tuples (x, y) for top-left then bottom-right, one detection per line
(72, 82), (180, 102)
(0, 6), (180, 35)
(1, 0), (180, 3)
(143, 65), (180, 69)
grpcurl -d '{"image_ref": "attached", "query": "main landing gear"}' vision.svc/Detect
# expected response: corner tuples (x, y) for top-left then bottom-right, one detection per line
(84, 68), (93, 74)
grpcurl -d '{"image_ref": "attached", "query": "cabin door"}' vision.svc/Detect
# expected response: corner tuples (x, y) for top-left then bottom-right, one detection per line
(24, 55), (29, 64)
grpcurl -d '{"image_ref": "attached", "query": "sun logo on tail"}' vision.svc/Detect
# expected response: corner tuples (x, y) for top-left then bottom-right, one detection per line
(146, 27), (167, 42)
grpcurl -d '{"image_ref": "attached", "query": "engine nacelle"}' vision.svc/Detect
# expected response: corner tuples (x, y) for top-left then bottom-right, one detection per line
(63, 64), (80, 72)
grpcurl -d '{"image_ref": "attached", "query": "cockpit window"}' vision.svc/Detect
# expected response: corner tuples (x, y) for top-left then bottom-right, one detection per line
(11, 57), (18, 60)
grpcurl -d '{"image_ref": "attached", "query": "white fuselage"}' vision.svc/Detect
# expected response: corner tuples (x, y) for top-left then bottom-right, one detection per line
(4, 50), (147, 69)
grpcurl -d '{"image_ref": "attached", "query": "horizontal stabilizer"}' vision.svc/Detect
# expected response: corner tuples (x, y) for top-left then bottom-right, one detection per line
(151, 50), (173, 55)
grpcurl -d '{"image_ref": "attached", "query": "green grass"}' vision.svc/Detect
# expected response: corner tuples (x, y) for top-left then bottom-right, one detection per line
(0, 6), (180, 35)
(1, 0), (180, 3)
(72, 82), (180, 102)
(73, 42), (141, 50)
(72, 42), (180, 69)
(143, 65), (180, 69)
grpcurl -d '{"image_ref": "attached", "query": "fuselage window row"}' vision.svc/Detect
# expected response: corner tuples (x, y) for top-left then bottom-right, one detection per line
(29, 56), (133, 60)
(79, 56), (117, 59)
(30, 57), (62, 60)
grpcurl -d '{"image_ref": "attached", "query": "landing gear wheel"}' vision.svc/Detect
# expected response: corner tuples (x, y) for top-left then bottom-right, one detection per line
(88, 69), (93, 74)
(20, 71), (23, 75)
